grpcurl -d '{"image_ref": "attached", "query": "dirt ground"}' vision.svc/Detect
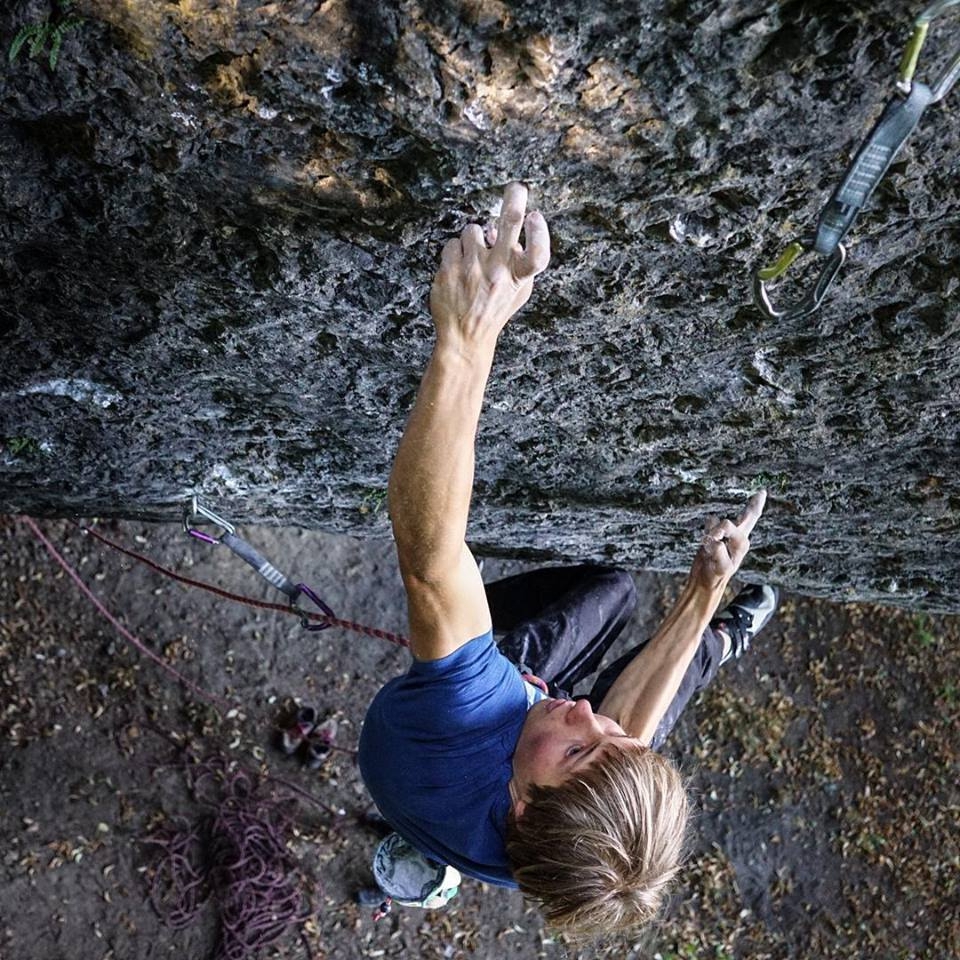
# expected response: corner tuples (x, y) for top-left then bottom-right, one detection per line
(1, 515), (958, 960)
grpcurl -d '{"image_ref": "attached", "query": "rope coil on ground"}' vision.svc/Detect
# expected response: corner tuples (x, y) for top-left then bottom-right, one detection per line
(142, 756), (319, 960)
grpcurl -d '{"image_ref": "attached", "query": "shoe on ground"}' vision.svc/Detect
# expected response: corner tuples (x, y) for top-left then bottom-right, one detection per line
(277, 706), (318, 755)
(712, 584), (779, 665)
(303, 717), (339, 769)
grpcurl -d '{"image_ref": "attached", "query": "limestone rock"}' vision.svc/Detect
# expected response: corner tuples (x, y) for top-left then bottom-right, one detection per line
(1, 0), (958, 609)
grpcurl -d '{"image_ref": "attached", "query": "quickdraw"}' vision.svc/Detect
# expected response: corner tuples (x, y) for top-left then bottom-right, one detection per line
(183, 495), (337, 631)
(754, 0), (960, 320)
(73, 509), (410, 648)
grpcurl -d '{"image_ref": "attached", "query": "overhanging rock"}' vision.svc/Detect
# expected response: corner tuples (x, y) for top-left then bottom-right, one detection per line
(1, 0), (958, 610)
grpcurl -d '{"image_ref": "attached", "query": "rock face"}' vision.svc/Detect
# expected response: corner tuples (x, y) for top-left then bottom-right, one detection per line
(1, 0), (958, 609)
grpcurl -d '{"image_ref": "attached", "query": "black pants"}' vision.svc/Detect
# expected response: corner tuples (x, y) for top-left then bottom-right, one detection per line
(487, 565), (724, 751)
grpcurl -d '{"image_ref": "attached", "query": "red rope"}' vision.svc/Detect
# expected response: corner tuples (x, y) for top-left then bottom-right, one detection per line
(19, 516), (235, 712)
(72, 521), (410, 649)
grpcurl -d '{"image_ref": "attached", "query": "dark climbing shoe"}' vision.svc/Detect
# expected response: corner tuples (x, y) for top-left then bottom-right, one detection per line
(303, 717), (338, 769)
(713, 584), (779, 664)
(356, 887), (388, 907)
(360, 810), (394, 839)
(276, 706), (318, 755)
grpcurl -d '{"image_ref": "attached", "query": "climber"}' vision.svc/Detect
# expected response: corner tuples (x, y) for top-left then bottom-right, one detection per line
(357, 182), (778, 936)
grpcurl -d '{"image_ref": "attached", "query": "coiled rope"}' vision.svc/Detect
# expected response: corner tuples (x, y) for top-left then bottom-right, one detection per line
(142, 756), (319, 960)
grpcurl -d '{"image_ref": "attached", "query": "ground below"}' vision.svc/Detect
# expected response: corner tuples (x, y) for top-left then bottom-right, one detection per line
(1, 515), (957, 960)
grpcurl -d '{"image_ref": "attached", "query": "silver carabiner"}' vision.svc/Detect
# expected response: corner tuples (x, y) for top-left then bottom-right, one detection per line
(182, 495), (236, 544)
(930, 46), (960, 101)
(753, 236), (847, 321)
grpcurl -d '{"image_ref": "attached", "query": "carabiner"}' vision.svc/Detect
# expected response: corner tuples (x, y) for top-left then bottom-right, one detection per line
(297, 582), (336, 631)
(753, 235), (847, 321)
(929, 45), (960, 100)
(754, 1), (959, 320)
(813, 80), (933, 257)
(898, 0), (960, 97)
(182, 495), (236, 544)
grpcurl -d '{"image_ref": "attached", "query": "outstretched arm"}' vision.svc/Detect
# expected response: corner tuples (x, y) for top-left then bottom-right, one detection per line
(389, 183), (550, 661)
(597, 491), (767, 742)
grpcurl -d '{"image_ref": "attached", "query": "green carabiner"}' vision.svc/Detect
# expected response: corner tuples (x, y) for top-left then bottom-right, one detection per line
(753, 236), (847, 321)
(754, 0), (960, 320)
(898, 0), (960, 94)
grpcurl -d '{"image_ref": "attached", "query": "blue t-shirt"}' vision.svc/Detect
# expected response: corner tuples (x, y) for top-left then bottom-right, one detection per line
(358, 631), (533, 887)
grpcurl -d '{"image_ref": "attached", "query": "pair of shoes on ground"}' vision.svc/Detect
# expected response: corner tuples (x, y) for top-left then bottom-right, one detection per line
(276, 706), (338, 768)
(712, 584), (780, 665)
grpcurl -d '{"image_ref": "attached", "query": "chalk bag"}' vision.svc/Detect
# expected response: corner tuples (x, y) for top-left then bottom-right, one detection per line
(372, 832), (461, 909)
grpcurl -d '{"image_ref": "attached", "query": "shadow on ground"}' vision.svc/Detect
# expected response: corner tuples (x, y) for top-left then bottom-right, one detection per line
(1, 517), (957, 959)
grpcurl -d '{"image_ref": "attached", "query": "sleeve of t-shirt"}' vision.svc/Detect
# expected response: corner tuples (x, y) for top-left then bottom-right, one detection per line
(358, 630), (527, 802)
(376, 630), (523, 739)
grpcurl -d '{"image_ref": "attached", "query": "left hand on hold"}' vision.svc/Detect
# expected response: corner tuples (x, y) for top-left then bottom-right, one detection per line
(688, 490), (767, 593)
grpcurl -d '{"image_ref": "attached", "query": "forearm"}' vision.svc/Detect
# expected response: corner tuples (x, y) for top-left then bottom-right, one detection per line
(597, 580), (726, 742)
(388, 183), (549, 660)
(388, 342), (494, 582)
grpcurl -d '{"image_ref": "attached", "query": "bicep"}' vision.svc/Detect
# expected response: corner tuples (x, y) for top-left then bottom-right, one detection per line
(401, 542), (492, 662)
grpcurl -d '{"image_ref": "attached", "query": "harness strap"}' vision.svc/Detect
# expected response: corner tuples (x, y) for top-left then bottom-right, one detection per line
(520, 672), (549, 695)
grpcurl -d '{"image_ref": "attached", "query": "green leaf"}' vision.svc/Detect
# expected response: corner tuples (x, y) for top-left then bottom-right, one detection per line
(28, 22), (52, 59)
(48, 28), (63, 70)
(8, 23), (40, 64)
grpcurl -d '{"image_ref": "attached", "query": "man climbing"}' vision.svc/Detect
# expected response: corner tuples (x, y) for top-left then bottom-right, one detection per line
(358, 183), (777, 936)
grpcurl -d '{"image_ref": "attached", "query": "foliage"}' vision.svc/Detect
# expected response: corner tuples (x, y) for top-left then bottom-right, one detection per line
(912, 613), (938, 648)
(8, 0), (84, 71)
(750, 471), (789, 493)
(4, 436), (42, 458)
(358, 487), (388, 516)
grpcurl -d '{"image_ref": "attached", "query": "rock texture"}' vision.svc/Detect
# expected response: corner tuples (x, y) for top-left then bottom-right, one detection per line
(1, 0), (958, 609)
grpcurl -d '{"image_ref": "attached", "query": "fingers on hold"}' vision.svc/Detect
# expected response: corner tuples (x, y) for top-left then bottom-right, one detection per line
(514, 211), (551, 279)
(737, 489), (768, 533)
(714, 519), (738, 540)
(501, 181), (529, 213)
(460, 223), (486, 259)
(494, 182), (529, 252)
(440, 238), (462, 268)
(703, 519), (739, 549)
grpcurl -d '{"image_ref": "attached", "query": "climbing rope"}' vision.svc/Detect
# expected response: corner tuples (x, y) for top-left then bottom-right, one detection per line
(19, 509), (409, 715)
(73, 515), (410, 649)
(20, 516), (235, 710)
(143, 755), (319, 960)
(753, 0), (960, 319)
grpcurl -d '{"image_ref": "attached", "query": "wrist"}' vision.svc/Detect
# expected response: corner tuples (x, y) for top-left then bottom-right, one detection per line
(679, 576), (728, 614)
(432, 333), (497, 370)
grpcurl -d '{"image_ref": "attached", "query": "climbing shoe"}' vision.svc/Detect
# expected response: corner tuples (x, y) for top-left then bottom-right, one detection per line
(372, 832), (461, 909)
(712, 584), (779, 664)
(276, 706), (317, 755)
(303, 717), (339, 769)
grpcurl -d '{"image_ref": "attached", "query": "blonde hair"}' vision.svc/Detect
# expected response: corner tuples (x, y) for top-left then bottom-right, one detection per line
(505, 743), (689, 939)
